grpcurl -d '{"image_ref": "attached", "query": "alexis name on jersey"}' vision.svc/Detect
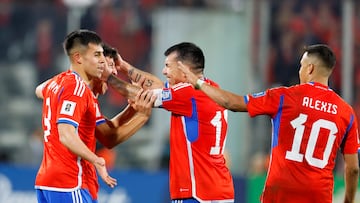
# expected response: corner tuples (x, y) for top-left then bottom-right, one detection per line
(302, 96), (337, 115)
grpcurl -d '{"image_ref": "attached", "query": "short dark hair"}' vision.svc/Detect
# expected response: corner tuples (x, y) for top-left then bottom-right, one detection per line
(304, 44), (336, 70)
(103, 43), (118, 60)
(63, 29), (102, 56)
(164, 42), (205, 71)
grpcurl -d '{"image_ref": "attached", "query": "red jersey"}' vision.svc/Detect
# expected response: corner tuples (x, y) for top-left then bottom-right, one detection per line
(160, 80), (234, 202)
(35, 70), (102, 193)
(245, 82), (359, 203)
(85, 98), (106, 200)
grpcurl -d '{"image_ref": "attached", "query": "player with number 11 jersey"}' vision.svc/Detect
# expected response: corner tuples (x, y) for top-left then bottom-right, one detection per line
(155, 79), (234, 202)
(246, 82), (359, 203)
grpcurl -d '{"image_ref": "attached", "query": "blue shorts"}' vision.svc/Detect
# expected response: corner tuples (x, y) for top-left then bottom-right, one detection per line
(36, 188), (97, 203)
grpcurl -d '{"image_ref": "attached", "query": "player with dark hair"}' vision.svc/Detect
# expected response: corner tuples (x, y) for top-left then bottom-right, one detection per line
(92, 44), (119, 172)
(114, 42), (235, 202)
(34, 29), (115, 203)
(34, 30), (155, 203)
(180, 44), (359, 203)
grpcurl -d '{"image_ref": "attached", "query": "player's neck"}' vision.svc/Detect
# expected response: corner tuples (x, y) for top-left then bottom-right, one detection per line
(70, 65), (91, 85)
(310, 78), (328, 87)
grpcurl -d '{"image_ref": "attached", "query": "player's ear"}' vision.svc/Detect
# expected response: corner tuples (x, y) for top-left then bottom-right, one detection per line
(72, 52), (82, 64)
(308, 63), (315, 74)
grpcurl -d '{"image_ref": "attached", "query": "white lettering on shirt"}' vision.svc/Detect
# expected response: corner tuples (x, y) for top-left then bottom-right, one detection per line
(302, 97), (337, 115)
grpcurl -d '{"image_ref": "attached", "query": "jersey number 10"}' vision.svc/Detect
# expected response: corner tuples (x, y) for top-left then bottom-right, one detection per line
(285, 113), (337, 169)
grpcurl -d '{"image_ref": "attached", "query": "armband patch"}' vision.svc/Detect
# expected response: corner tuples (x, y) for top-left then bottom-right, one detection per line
(162, 89), (172, 101)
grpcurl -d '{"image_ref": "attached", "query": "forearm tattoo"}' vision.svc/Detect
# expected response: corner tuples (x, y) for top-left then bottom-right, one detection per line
(128, 68), (155, 89)
(107, 74), (140, 99)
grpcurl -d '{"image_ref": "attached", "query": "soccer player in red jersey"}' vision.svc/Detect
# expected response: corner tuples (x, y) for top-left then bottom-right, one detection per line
(34, 29), (116, 203)
(34, 30), (155, 203)
(117, 42), (234, 202)
(181, 44), (359, 203)
(88, 44), (155, 202)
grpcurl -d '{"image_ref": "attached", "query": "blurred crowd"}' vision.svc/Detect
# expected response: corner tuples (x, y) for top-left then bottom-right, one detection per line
(268, 0), (342, 89)
(1, 0), (360, 173)
(0, 0), (245, 169)
(268, 0), (360, 101)
(0, 0), (243, 117)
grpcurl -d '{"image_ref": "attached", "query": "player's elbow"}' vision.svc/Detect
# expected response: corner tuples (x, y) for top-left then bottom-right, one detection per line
(219, 94), (247, 112)
(101, 141), (116, 149)
(223, 100), (247, 112)
(97, 136), (118, 149)
(96, 130), (127, 149)
(35, 86), (43, 99)
(96, 132), (117, 149)
(347, 165), (359, 177)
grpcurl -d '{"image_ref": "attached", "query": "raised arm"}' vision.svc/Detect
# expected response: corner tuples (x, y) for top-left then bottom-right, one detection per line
(118, 59), (164, 89)
(106, 74), (142, 100)
(178, 61), (247, 112)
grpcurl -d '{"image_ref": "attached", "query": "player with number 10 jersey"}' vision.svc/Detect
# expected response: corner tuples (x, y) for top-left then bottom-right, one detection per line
(155, 79), (234, 202)
(245, 82), (359, 203)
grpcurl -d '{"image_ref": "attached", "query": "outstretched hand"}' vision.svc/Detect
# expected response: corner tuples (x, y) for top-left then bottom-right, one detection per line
(177, 61), (198, 86)
(93, 157), (117, 188)
(128, 89), (156, 117)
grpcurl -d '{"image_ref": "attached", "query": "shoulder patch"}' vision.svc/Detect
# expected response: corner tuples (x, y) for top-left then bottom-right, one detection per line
(251, 91), (266, 98)
(162, 89), (172, 101)
(60, 100), (76, 116)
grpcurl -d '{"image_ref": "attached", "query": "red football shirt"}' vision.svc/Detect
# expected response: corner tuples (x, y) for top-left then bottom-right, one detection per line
(160, 80), (234, 202)
(85, 98), (106, 200)
(246, 82), (359, 203)
(35, 70), (99, 192)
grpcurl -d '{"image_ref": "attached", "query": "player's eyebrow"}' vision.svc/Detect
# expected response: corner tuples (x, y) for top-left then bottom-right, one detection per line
(94, 51), (103, 56)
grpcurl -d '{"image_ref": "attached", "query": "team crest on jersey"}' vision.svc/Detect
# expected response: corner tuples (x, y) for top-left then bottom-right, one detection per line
(162, 89), (172, 101)
(60, 100), (76, 116)
(251, 91), (266, 98)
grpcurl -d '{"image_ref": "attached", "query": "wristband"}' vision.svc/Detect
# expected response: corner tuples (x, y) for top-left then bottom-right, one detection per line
(195, 79), (205, 89)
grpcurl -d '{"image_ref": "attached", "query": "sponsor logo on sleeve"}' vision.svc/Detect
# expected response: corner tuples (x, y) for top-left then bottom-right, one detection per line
(60, 100), (76, 116)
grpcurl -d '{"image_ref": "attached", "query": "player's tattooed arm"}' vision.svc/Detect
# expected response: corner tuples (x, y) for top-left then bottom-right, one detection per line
(120, 60), (164, 89)
(107, 74), (141, 100)
(128, 68), (157, 89)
